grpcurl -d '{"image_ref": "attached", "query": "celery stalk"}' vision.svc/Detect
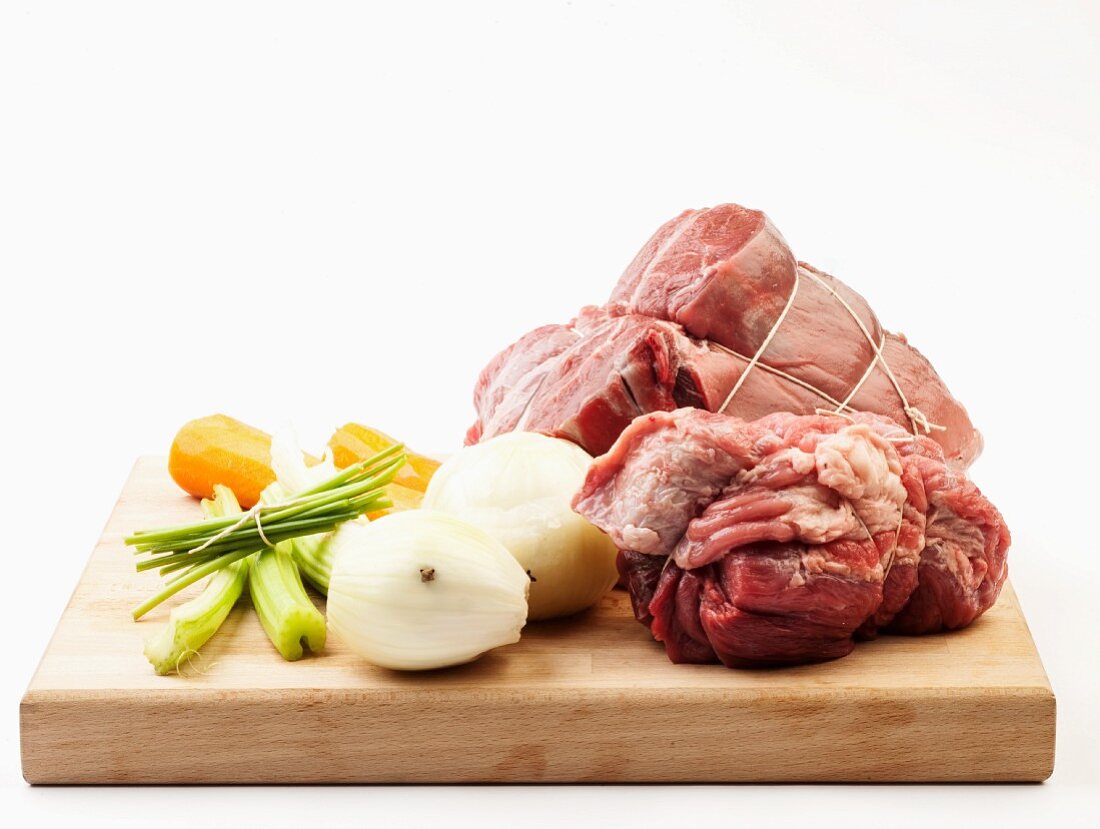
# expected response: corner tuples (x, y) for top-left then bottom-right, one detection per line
(289, 532), (335, 594)
(143, 486), (250, 675)
(248, 484), (327, 659)
(249, 541), (326, 660)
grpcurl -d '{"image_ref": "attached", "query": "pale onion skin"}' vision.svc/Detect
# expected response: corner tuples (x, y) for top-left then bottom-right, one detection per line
(422, 432), (619, 621)
(327, 510), (529, 671)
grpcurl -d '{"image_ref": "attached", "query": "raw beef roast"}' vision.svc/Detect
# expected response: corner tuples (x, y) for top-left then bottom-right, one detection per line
(573, 408), (1009, 666)
(468, 204), (981, 467)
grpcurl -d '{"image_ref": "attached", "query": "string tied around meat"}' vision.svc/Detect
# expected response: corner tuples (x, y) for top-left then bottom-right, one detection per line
(718, 267), (946, 439)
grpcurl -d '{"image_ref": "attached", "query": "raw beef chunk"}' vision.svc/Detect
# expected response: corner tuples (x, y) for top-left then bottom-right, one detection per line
(574, 409), (1009, 666)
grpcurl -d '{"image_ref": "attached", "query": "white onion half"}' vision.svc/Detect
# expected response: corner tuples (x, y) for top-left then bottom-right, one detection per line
(326, 510), (529, 670)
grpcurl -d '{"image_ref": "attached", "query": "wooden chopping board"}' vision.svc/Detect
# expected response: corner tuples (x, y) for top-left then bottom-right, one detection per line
(20, 457), (1055, 784)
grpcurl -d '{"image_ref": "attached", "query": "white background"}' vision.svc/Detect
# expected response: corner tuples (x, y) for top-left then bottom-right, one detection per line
(2, 1), (1098, 825)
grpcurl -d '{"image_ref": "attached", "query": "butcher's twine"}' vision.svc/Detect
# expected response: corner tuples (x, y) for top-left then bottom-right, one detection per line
(253, 508), (276, 549)
(174, 648), (220, 677)
(717, 267), (946, 439)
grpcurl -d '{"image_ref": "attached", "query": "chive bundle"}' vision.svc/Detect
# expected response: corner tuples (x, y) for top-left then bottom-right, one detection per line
(127, 444), (406, 619)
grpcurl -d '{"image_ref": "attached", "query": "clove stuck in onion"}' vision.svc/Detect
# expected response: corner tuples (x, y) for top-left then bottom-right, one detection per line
(326, 510), (530, 670)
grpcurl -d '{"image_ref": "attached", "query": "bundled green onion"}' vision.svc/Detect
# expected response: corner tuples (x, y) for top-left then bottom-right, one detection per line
(127, 444), (405, 619)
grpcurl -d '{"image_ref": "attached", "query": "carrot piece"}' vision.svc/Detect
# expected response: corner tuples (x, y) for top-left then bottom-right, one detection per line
(328, 423), (440, 493)
(168, 415), (276, 508)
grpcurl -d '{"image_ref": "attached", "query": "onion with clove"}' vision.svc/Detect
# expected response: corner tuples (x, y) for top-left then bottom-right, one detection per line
(326, 510), (530, 670)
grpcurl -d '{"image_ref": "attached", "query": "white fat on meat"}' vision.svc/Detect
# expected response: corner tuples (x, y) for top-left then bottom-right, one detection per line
(771, 484), (865, 545)
(813, 425), (906, 536)
(787, 545), (884, 588)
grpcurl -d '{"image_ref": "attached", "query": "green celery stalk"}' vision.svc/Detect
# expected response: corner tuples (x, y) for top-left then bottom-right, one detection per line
(249, 541), (326, 660)
(289, 532), (335, 594)
(248, 484), (327, 659)
(143, 486), (250, 675)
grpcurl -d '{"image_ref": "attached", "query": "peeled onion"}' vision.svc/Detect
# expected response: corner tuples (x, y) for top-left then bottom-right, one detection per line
(326, 510), (529, 670)
(422, 432), (618, 620)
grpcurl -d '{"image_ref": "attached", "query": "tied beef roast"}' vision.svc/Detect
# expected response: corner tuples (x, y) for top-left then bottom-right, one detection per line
(573, 408), (1009, 667)
(467, 204), (981, 467)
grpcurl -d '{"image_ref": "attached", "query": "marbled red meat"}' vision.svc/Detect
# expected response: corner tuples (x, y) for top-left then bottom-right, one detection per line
(573, 408), (1009, 667)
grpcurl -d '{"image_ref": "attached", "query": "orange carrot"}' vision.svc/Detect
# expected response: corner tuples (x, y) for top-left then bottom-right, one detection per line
(328, 423), (440, 493)
(168, 415), (277, 508)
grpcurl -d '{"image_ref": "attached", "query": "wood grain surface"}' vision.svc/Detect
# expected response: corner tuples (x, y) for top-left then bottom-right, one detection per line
(20, 458), (1055, 784)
